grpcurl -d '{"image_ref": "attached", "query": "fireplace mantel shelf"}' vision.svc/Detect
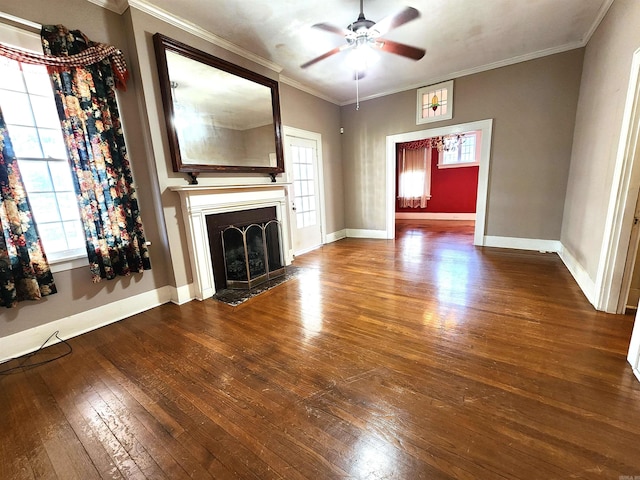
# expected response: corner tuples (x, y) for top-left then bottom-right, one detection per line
(169, 183), (291, 193)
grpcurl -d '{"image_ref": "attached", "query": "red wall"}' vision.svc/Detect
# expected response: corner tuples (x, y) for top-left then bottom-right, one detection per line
(396, 146), (479, 213)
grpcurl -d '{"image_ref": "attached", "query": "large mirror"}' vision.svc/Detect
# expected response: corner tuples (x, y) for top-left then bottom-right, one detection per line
(153, 33), (284, 180)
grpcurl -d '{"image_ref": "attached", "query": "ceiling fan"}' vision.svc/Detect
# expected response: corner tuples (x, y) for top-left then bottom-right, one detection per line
(300, 1), (426, 71)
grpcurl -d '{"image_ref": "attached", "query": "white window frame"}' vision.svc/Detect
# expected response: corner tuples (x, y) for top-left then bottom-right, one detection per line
(416, 80), (454, 125)
(0, 21), (88, 273)
(438, 131), (482, 169)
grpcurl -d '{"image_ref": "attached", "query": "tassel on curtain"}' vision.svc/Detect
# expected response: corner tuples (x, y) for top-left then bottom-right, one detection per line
(0, 108), (57, 308)
(40, 25), (151, 283)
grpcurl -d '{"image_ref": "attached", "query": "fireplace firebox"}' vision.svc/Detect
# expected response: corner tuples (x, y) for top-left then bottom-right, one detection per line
(206, 206), (286, 291)
(222, 220), (284, 289)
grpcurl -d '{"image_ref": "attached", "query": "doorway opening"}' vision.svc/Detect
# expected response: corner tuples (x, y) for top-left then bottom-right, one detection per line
(385, 119), (493, 244)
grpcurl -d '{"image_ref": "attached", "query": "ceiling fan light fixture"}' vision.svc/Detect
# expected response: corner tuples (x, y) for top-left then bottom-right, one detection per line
(347, 43), (378, 72)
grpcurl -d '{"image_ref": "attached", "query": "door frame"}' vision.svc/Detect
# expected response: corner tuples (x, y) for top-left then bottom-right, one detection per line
(597, 47), (640, 313)
(283, 126), (327, 254)
(385, 119), (494, 244)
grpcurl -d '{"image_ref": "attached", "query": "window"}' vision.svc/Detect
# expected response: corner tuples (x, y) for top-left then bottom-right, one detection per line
(440, 131), (481, 168)
(0, 25), (85, 263)
(416, 80), (454, 125)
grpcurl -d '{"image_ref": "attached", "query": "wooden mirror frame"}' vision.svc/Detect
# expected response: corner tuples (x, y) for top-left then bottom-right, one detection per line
(153, 33), (285, 181)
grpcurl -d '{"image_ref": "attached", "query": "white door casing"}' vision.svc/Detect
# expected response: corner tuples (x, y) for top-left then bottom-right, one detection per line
(385, 119), (494, 244)
(283, 127), (326, 255)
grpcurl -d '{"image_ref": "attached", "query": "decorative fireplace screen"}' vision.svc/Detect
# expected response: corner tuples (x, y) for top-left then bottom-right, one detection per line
(221, 219), (285, 289)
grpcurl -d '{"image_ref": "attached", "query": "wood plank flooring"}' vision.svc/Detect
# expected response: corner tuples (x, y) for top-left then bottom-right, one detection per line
(2, 220), (640, 479)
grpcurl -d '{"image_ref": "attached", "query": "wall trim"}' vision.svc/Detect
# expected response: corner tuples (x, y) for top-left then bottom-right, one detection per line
(346, 229), (388, 239)
(170, 284), (194, 305)
(558, 243), (597, 307)
(279, 75), (340, 105)
(396, 212), (476, 221)
(85, 0), (129, 14)
(483, 236), (562, 253)
(341, 42), (585, 106)
(128, 0), (282, 73)
(0, 286), (173, 363)
(326, 229), (347, 243)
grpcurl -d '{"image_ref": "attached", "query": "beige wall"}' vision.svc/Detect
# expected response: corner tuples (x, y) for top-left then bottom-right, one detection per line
(279, 83), (344, 235)
(341, 49), (584, 237)
(562, 0), (640, 280)
(0, 0), (172, 338)
(127, 8), (345, 292)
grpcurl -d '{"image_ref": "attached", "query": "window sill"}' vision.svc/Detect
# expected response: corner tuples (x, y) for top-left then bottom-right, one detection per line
(437, 162), (479, 169)
(49, 254), (88, 273)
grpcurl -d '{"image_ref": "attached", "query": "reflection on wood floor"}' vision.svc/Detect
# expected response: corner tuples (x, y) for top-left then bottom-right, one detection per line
(2, 220), (639, 479)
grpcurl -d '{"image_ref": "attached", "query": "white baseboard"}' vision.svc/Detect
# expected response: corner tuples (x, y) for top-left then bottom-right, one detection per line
(0, 286), (173, 363)
(483, 235), (562, 253)
(346, 229), (388, 239)
(396, 212), (476, 221)
(558, 243), (597, 307)
(170, 283), (194, 305)
(325, 229), (347, 243)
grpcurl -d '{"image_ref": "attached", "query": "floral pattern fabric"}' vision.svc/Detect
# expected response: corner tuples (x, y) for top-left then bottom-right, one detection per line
(0, 108), (57, 308)
(41, 25), (151, 282)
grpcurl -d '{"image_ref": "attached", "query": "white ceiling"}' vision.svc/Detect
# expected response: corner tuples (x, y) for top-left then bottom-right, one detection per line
(121, 0), (613, 105)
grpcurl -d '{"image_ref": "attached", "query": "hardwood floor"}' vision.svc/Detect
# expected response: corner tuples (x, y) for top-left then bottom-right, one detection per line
(2, 221), (640, 479)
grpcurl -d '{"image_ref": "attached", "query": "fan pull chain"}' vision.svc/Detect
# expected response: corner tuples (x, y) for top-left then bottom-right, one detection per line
(356, 71), (360, 110)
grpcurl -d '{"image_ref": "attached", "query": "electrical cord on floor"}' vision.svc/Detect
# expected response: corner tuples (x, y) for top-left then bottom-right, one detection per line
(0, 330), (72, 375)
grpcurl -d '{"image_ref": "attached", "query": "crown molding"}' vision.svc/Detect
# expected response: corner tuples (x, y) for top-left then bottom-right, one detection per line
(582, 0), (615, 44)
(279, 75), (341, 105)
(127, 0), (282, 73)
(85, 0), (129, 15)
(340, 40), (586, 106)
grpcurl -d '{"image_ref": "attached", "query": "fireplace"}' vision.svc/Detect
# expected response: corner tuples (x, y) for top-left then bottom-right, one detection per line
(206, 206), (284, 290)
(222, 219), (284, 289)
(170, 184), (291, 300)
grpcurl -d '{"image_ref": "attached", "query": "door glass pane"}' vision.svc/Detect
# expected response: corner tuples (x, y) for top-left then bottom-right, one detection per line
(292, 145), (317, 229)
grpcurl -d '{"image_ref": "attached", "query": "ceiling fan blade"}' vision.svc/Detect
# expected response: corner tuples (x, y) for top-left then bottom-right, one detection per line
(300, 44), (353, 69)
(372, 6), (420, 36)
(312, 22), (352, 37)
(374, 39), (425, 61)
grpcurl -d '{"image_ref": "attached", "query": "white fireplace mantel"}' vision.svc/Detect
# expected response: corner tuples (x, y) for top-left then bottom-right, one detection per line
(170, 183), (292, 300)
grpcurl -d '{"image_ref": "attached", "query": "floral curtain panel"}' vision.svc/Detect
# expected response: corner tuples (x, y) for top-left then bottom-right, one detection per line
(0, 108), (57, 308)
(40, 25), (151, 282)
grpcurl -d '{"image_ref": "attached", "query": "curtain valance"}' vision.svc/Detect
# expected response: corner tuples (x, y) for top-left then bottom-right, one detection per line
(0, 36), (128, 90)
